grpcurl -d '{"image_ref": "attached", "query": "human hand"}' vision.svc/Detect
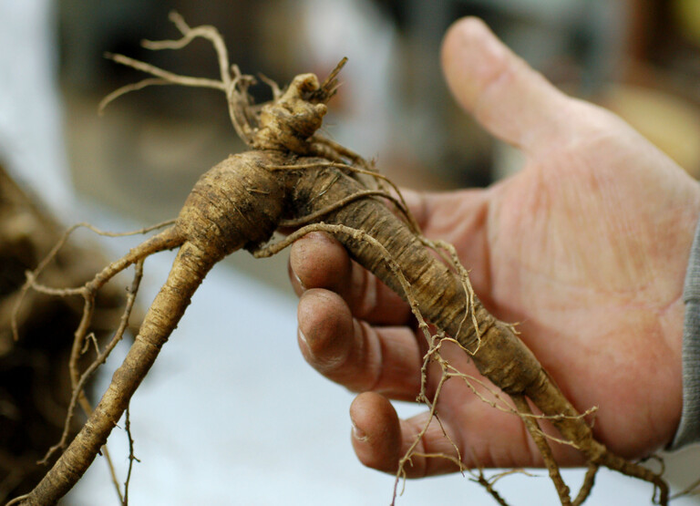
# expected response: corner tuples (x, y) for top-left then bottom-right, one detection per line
(288, 17), (700, 477)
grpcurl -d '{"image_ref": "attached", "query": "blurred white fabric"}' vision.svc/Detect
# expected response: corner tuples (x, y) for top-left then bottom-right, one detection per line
(0, 0), (74, 220)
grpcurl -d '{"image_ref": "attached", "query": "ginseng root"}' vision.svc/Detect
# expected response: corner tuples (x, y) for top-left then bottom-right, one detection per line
(11, 12), (669, 506)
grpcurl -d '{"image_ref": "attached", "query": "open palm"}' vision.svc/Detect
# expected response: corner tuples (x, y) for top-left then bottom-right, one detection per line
(289, 18), (700, 476)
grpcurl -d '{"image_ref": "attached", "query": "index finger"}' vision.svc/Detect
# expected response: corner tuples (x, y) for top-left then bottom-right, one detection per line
(290, 231), (412, 325)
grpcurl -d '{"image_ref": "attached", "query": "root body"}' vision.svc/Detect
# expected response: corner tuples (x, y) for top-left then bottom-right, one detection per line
(176, 151), (286, 255)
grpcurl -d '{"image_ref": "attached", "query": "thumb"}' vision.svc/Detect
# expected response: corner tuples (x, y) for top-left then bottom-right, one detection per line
(441, 17), (577, 155)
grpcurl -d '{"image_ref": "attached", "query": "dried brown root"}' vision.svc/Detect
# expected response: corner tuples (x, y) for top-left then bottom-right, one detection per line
(99, 11), (230, 100)
(98, 10), (258, 144)
(9, 223), (181, 505)
(43, 259), (144, 503)
(671, 475), (700, 500)
(392, 364), (456, 506)
(572, 463), (598, 506)
(511, 394), (572, 505)
(11, 219), (176, 340)
(0, 165), (147, 502)
(470, 468), (515, 506)
(40, 259), (144, 465)
(123, 406), (139, 506)
(14, 237), (220, 506)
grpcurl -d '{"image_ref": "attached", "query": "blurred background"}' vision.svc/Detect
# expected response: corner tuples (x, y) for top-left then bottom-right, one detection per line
(2, 0), (700, 504)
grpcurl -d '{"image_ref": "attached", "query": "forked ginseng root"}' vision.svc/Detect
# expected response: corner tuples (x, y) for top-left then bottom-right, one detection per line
(10, 12), (669, 506)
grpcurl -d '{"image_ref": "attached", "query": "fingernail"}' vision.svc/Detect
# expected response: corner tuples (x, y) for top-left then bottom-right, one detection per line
(293, 269), (306, 292)
(351, 418), (368, 442)
(298, 328), (308, 346)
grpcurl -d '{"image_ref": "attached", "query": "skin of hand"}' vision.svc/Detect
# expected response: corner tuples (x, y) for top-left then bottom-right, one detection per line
(288, 17), (700, 477)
